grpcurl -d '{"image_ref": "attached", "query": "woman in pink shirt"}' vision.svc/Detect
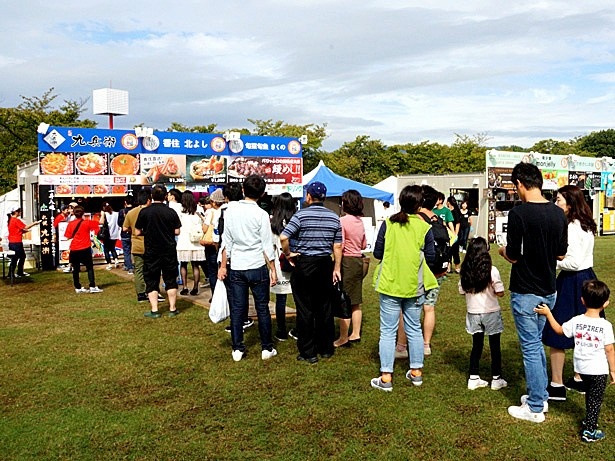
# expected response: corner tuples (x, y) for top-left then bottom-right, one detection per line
(334, 190), (367, 347)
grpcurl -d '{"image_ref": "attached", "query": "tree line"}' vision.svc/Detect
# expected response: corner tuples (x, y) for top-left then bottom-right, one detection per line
(1, 89), (614, 194)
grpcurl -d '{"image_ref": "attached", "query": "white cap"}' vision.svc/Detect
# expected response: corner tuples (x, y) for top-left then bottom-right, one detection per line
(8, 205), (21, 214)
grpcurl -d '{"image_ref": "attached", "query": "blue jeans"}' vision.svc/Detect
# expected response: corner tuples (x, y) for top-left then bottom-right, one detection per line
(229, 265), (272, 352)
(121, 238), (133, 270)
(510, 291), (556, 412)
(378, 293), (425, 373)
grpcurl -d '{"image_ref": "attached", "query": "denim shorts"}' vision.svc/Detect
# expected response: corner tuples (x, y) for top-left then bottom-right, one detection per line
(424, 275), (445, 307)
(466, 311), (504, 335)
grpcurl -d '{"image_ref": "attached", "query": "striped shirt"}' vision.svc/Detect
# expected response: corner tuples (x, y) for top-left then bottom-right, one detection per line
(281, 202), (342, 256)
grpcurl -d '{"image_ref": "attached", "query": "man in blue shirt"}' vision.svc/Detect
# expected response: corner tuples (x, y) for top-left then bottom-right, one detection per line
(280, 181), (342, 363)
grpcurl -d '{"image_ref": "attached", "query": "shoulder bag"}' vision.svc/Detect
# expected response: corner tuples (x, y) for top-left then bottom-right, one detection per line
(200, 213), (215, 246)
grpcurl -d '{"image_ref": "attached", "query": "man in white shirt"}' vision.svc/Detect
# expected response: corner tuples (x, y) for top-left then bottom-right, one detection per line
(218, 175), (277, 362)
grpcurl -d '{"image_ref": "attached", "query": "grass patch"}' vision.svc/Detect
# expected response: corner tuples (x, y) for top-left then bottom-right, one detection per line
(2, 238), (615, 459)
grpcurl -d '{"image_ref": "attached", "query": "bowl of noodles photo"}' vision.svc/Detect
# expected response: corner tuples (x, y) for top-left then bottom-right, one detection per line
(111, 154), (139, 176)
(76, 153), (107, 175)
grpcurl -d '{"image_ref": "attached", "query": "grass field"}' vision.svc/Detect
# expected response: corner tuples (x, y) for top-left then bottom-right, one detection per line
(2, 238), (615, 460)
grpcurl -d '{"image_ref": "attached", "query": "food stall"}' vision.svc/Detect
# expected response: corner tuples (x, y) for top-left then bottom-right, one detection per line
(485, 150), (615, 244)
(37, 126), (303, 269)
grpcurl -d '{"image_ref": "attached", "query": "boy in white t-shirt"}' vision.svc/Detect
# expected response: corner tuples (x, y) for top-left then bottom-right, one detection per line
(535, 280), (615, 443)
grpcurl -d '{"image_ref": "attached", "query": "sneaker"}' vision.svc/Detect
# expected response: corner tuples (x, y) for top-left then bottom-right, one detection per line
(179, 288), (189, 295)
(262, 348), (278, 360)
(582, 429), (606, 443)
(406, 370), (423, 387)
(274, 332), (288, 341)
(288, 329), (299, 340)
(199, 281), (210, 288)
(144, 311), (162, 319)
(296, 354), (318, 364)
(105, 264), (113, 270)
(520, 394), (549, 413)
(423, 343), (432, 356)
(508, 403), (545, 423)
(565, 377), (586, 394)
(232, 349), (244, 362)
(224, 320), (255, 333)
(17, 272), (30, 277)
(468, 377), (489, 390)
(370, 376), (393, 392)
(63, 267), (72, 273)
(127, 270), (134, 275)
(75, 287), (89, 294)
(157, 294), (165, 302)
(547, 383), (567, 401)
(168, 310), (180, 317)
(491, 378), (508, 390)
(89, 286), (103, 293)
(137, 293), (148, 302)
(395, 348), (408, 359)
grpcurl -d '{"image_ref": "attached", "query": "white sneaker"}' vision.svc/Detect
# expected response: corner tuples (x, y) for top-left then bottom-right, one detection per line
(114, 259), (119, 268)
(508, 403), (545, 423)
(261, 348), (278, 360)
(75, 287), (89, 294)
(491, 378), (508, 390)
(520, 394), (549, 413)
(63, 266), (72, 273)
(89, 286), (103, 293)
(232, 349), (244, 362)
(468, 377), (489, 390)
(105, 265), (113, 270)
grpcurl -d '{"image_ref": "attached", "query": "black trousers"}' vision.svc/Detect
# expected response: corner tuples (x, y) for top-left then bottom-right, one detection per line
(469, 332), (502, 377)
(580, 374), (608, 431)
(290, 255), (335, 359)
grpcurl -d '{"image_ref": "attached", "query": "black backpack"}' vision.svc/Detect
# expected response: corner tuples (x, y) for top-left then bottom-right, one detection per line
(418, 212), (450, 277)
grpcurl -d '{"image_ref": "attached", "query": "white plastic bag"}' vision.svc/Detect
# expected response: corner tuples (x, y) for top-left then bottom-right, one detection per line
(209, 282), (229, 323)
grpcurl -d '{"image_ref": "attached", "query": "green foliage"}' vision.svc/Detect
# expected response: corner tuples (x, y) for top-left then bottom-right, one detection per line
(577, 129), (615, 159)
(0, 88), (96, 194)
(247, 119), (328, 173)
(166, 122), (218, 133)
(530, 138), (578, 156)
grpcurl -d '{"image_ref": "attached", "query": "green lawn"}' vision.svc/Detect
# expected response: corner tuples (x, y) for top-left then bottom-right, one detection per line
(2, 238), (615, 460)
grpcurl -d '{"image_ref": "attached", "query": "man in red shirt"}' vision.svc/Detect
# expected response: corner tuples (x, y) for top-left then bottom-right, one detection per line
(64, 206), (103, 293)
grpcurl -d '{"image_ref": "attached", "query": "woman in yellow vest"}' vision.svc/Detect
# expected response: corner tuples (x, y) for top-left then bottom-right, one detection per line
(371, 185), (438, 391)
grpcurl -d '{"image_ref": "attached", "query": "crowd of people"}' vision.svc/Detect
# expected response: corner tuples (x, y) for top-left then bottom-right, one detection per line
(42, 163), (614, 443)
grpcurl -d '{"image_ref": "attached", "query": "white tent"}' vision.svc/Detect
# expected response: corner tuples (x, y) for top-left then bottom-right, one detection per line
(0, 188), (19, 240)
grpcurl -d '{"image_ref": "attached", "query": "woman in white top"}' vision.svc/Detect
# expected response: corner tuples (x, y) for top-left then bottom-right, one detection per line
(100, 203), (121, 270)
(176, 191), (206, 295)
(542, 185), (598, 400)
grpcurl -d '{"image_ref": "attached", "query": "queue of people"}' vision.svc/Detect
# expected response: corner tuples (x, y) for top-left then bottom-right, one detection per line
(44, 165), (614, 444)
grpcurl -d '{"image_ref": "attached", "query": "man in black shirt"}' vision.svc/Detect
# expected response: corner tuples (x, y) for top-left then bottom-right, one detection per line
(499, 162), (567, 423)
(135, 184), (182, 318)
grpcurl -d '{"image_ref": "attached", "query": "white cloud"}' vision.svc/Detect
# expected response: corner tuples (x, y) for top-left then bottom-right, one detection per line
(0, 0), (614, 150)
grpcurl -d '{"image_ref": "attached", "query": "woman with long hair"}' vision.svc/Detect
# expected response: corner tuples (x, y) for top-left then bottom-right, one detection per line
(6, 207), (41, 278)
(371, 185), (438, 391)
(334, 189), (367, 347)
(270, 192), (297, 340)
(543, 185), (598, 400)
(446, 195), (461, 273)
(459, 237), (507, 391)
(99, 203), (120, 270)
(177, 190), (206, 296)
(458, 201), (471, 252)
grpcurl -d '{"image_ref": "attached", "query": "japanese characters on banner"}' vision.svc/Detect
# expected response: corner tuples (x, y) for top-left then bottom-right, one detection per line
(37, 127), (304, 197)
(486, 150), (615, 242)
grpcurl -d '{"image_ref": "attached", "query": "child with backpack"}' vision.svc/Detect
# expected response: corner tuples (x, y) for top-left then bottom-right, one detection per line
(535, 279), (615, 443)
(459, 237), (507, 391)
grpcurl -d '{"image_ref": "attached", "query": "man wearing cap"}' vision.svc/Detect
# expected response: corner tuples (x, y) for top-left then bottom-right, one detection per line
(280, 181), (342, 363)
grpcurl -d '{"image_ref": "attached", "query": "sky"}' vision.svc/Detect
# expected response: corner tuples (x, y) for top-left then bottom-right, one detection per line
(2, 0), (615, 151)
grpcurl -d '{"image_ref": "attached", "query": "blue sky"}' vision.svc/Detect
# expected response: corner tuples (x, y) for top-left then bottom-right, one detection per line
(1, 1), (614, 150)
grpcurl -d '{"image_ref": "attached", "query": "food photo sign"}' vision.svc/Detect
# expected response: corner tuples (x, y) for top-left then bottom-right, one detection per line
(38, 127), (303, 197)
